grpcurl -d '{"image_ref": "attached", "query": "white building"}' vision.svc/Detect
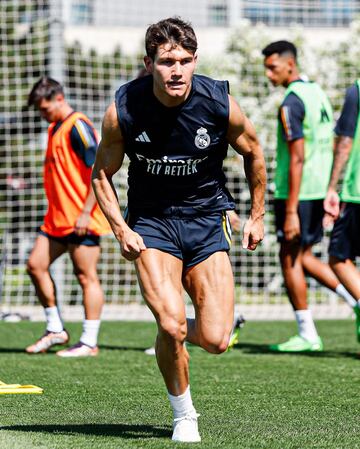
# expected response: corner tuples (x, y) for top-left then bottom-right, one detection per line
(62, 0), (356, 56)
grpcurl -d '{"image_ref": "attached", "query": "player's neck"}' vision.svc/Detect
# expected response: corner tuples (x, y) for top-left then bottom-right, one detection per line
(283, 71), (301, 88)
(57, 103), (74, 122)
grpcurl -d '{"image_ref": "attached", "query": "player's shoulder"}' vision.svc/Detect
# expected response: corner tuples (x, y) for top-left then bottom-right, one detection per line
(193, 74), (229, 97)
(192, 74), (229, 107)
(69, 111), (94, 127)
(115, 75), (152, 106)
(345, 82), (359, 98)
(286, 79), (310, 91)
(283, 80), (324, 107)
(288, 80), (327, 99)
(338, 82), (359, 117)
(282, 91), (304, 110)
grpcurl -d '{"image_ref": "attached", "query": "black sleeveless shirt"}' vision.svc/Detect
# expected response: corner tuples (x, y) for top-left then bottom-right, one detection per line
(115, 74), (235, 216)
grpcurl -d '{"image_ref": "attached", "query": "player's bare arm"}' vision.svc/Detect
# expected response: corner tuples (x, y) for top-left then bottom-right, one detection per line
(284, 138), (304, 241)
(226, 95), (266, 251)
(74, 186), (98, 236)
(92, 102), (146, 261)
(324, 135), (353, 220)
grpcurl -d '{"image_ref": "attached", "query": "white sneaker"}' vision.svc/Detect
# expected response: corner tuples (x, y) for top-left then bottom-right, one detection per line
(144, 346), (156, 355)
(56, 341), (99, 357)
(26, 330), (69, 354)
(172, 411), (201, 443)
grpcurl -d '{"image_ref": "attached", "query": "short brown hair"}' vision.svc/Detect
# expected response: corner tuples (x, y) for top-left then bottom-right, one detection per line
(145, 17), (197, 60)
(28, 76), (64, 106)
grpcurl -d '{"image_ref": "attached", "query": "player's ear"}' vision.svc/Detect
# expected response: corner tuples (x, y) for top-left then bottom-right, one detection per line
(287, 57), (296, 73)
(55, 93), (65, 104)
(144, 56), (153, 74)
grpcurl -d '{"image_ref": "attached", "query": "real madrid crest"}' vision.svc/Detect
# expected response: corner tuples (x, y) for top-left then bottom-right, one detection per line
(194, 127), (211, 149)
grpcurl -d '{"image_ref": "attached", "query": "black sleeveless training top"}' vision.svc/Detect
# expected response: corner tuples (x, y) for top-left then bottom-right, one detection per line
(115, 74), (235, 216)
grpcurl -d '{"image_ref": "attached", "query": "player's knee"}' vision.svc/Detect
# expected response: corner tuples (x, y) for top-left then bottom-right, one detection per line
(200, 332), (230, 354)
(302, 249), (315, 268)
(26, 257), (44, 278)
(158, 317), (187, 344)
(75, 271), (98, 289)
(301, 252), (310, 265)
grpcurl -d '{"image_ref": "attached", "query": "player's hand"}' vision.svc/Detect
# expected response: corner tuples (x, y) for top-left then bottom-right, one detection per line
(118, 229), (147, 261)
(242, 215), (264, 251)
(322, 212), (334, 230)
(226, 210), (241, 233)
(74, 212), (91, 236)
(284, 211), (300, 241)
(324, 188), (340, 220)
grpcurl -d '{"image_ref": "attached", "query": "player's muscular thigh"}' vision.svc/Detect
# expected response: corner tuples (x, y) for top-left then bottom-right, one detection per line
(135, 249), (183, 306)
(183, 252), (234, 347)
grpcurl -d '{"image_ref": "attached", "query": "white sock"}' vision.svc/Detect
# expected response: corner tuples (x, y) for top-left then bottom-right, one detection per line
(168, 385), (196, 419)
(80, 319), (100, 348)
(45, 306), (63, 333)
(336, 284), (357, 308)
(295, 309), (319, 342)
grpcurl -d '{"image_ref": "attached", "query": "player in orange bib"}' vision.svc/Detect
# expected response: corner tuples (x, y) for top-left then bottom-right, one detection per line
(25, 77), (111, 357)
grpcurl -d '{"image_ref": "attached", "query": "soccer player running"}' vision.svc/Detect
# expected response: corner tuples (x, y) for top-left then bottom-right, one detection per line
(92, 18), (266, 443)
(324, 80), (360, 342)
(262, 41), (355, 353)
(26, 77), (111, 357)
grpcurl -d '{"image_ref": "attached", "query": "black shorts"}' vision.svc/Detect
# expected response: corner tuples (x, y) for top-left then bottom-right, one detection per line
(126, 211), (232, 269)
(39, 230), (100, 247)
(329, 203), (360, 261)
(274, 199), (324, 246)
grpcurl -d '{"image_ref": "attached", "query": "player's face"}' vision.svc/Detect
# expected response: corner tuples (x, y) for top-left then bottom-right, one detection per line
(264, 53), (293, 87)
(144, 43), (197, 106)
(37, 95), (64, 123)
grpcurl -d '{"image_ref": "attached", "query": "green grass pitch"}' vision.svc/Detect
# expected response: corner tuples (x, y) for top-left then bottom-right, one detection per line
(0, 320), (359, 449)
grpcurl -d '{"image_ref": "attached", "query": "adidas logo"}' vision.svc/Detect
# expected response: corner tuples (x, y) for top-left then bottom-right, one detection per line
(135, 131), (151, 143)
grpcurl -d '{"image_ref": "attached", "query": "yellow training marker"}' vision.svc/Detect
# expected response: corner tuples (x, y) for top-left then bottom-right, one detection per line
(0, 380), (43, 394)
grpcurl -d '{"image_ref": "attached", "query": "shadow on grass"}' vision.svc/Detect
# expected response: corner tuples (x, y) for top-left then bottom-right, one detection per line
(98, 344), (150, 352)
(0, 348), (28, 353)
(236, 342), (359, 359)
(0, 345), (151, 354)
(0, 347), (73, 355)
(0, 423), (172, 439)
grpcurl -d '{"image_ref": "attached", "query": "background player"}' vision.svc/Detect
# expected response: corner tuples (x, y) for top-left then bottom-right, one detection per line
(92, 17), (266, 443)
(262, 41), (355, 352)
(324, 79), (360, 342)
(26, 77), (111, 357)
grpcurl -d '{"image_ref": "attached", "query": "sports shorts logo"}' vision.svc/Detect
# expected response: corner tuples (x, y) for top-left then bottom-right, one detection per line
(194, 127), (210, 149)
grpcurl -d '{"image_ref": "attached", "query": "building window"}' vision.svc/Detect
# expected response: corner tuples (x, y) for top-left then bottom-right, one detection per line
(208, 1), (228, 26)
